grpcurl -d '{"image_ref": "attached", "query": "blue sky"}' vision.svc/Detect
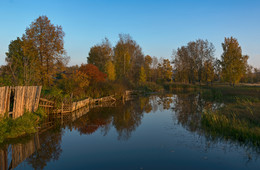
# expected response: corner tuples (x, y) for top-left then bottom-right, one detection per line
(0, 0), (259, 67)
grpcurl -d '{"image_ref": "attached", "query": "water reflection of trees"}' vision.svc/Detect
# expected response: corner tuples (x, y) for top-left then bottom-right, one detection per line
(71, 98), (151, 141)
(2, 93), (260, 168)
(171, 93), (260, 159)
(26, 129), (63, 169)
(172, 93), (222, 132)
(172, 93), (203, 132)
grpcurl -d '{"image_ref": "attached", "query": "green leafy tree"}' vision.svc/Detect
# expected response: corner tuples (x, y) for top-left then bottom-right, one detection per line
(203, 60), (214, 85)
(173, 39), (215, 84)
(139, 66), (146, 83)
(5, 38), (26, 85)
(221, 37), (248, 86)
(114, 34), (144, 81)
(162, 59), (173, 81)
(87, 38), (113, 72)
(144, 55), (152, 81)
(105, 61), (116, 81)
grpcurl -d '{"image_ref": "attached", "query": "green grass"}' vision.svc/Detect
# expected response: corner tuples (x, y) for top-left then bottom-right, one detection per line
(0, 108), (46, 144)
(201, 110), (260, 146)
(199, 84), (260, 146)
(163, 83), (199, 92)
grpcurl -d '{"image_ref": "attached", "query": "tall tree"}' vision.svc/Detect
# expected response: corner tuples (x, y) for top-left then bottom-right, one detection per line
(22, 16), (68, 86)
(162, 59), (173, 81)
(173, 39), (215, 84)
(114, 34), (144, 81)
(151, 57), (159, 82)
(87, 38), (113, 72)
(5, 38), (26, 85)
(221, 37), (248, 86)
(144, 55), (152, 81)
(139, 66), (146, 83)
(203, 60), (214, 85)
(105, 61), (116, 81)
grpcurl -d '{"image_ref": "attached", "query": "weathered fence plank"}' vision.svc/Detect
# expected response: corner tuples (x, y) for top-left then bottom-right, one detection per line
(0, 86), (11, 117)
(11, 86), (42, 119)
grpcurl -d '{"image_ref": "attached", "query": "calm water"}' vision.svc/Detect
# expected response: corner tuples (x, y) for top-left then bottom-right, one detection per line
(1, 93), (260, 170)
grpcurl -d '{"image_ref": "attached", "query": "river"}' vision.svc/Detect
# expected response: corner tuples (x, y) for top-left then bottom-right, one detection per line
(1, 93), (260, 170)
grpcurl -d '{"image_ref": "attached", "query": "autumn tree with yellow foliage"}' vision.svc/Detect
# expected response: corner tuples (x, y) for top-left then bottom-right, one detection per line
(139, 66), (147, 83)
(105, 61), (116, 81)
(221, 37), (248, 86)
(22, 16), (69, 86)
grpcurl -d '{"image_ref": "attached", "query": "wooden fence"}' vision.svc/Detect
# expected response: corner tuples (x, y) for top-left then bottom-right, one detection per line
(39, 98), (55, 114)
(51, 95), (116, 114)
(0, 86), (42, 119)
(12, 86), (42, 118)
(0, 87), (11, 117)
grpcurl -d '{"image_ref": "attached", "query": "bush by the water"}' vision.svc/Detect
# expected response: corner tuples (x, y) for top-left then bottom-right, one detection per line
(163, 83), (199, 92)
(137, 82), (163, 93)
(0, 108), (46, 143)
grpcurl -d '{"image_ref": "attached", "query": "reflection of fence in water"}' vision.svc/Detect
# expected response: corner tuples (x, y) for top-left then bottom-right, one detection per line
(0, 147), (8, 170)
(0, 98), (118, 170)
(56, 101), (117, 126)
(11, 133), (40, 169)
(0, 133), (40, 170)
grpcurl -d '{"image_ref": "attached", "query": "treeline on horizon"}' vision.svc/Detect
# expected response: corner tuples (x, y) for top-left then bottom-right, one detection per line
(1, 16), (260, 100)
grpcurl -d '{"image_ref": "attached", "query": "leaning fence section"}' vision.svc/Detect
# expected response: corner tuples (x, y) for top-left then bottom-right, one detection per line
(0, 86), (42, 119)
(12, 86), (42, 119)
(0, 86), (11, 117)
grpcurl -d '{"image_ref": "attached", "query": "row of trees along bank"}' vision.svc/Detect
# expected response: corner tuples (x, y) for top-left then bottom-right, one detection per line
(1, 16), (260, 100)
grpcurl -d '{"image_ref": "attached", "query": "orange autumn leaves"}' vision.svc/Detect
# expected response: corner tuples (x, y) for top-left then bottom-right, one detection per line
(76, 64), (107, 86)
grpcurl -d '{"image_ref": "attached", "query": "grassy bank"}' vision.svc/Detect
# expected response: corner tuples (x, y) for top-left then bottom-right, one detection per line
(201, 109), (260, 146)
(200, 85), (260, 146)
(0, 109), (46, 144)
(163, 83), (199, 92)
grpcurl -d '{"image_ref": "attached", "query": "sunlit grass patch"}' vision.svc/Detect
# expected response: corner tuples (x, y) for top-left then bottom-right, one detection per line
(201, 109), (260, 146)
(0, 108), (46, 144)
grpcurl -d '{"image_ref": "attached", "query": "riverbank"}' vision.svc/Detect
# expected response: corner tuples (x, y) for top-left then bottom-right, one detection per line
(0, 109), (46, 144)
(1, 83), (259, 145)
(200, 85), (260, 146)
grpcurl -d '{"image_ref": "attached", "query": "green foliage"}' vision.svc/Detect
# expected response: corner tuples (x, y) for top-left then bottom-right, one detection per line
(162, 59), (173, 81)
(163, 83), (199, 92)
(201, 110), (260, 146)
(137, 82), (163, 93)
(139, 66), (146, 83)
(201, 88), (223, 102)
(34, 108), (47, 122)
(114, 34), (144, 81)
(221, 37), (248, 86)
(87, 38), (113, 72)
(42, 87), (70, 104)
(173, 39), (215, 84)
(105, 61), (116, 81)
(0, 109), (46, 144)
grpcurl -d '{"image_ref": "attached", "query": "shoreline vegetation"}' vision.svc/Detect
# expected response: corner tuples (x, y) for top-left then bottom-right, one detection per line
(0, 16), (260, 146)
(0, 108), (46, 144)
(1, 83), (260, 145)
(201, 85), (260, 146)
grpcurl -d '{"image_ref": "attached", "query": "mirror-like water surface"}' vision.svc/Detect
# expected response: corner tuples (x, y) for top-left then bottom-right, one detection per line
(1, 94), (260, 170)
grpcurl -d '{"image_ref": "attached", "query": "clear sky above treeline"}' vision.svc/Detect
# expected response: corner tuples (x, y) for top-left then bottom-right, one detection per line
(0, 0), (259, 68)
